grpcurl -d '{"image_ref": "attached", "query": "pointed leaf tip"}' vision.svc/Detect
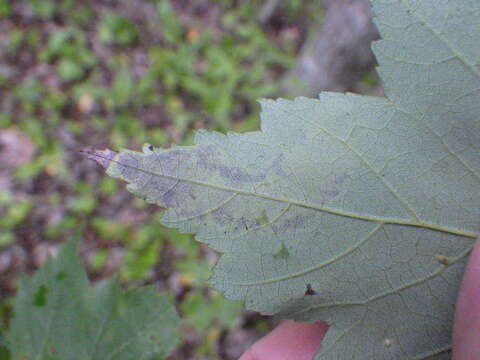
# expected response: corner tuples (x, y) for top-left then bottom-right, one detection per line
(80, 148), (117, 169)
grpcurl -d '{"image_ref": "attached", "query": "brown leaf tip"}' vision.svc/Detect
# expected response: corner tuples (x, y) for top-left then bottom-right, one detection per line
(80, 148), (117, 169)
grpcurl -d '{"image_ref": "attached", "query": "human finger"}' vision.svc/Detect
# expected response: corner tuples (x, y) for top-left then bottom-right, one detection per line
(239, 320), (328, 360)
(453, 240), (480, 359)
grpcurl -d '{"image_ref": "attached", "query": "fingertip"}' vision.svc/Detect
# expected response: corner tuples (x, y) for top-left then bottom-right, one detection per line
(453, 240), (480, 359)
(239, 320), (329, 360)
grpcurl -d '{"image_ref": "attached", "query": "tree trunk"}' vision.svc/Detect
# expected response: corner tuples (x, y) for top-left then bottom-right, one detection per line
(283, 0), (380, 96)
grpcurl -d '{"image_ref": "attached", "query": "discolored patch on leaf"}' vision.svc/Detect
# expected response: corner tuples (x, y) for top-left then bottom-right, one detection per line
(273, 242), (289, 259)
(255, 210), (269, 226)
(304, 283), (317, 296)
(436, 255), (452, 266)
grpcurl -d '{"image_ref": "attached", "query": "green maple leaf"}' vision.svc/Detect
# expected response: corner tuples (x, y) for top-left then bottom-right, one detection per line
(84, 1), (480, 358)
(7, 239), (180, 360)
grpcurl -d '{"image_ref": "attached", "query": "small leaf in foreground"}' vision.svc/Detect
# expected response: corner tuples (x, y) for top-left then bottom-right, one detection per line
(7, 239), (180, 360)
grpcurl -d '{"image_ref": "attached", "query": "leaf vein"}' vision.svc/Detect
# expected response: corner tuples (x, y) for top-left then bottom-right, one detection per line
(102, 153), (479, 239)
(281, 107), (423, 223)
(290, 246), (471, 316)
(233, 222), (384, 286)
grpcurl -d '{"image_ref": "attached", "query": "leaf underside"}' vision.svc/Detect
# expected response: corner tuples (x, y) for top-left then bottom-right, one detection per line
(87, 0), (480, 359)
(8, 240), (180, 360)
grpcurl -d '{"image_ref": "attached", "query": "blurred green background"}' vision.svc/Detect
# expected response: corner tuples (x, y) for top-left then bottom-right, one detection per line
(0, 0), (327, 358)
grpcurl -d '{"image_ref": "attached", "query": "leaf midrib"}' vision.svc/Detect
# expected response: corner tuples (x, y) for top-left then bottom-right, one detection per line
(107, 153), (478, 239)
